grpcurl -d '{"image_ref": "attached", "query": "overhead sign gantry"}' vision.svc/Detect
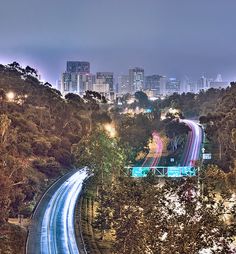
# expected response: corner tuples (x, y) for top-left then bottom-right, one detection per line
(126, 166), (197, 178)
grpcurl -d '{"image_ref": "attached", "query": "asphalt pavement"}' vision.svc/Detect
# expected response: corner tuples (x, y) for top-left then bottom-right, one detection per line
(181, 119), (203, 166)
(26, 168), (89, 254)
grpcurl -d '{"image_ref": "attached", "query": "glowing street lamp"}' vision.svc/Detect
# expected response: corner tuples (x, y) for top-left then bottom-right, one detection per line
(104, 123), (117, 138)
(6, 91), (15, 101)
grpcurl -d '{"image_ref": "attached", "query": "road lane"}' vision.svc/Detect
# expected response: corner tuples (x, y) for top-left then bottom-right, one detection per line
(142, 131), (163, 167)
(27, 168), (89, 254)
(181, 119), (203, 166)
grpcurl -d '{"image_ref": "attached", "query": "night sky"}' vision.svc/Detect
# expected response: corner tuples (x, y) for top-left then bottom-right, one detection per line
(0, 0), (236, 84)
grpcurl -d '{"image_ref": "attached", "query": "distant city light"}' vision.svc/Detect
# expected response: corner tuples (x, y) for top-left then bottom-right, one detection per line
(160, 114), (166, 120)
(168, 108), (179, 115)
(127, 98), (135, 104)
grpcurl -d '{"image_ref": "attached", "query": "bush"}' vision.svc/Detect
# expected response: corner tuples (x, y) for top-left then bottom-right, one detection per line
(32, 158), (61, 178)
(32, 138), (51, 156)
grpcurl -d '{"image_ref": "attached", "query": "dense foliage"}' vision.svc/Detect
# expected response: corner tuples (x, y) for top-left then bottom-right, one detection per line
(199, 83), (236, 170)
(0, 63), (96, 224)
(95, 171), (236, 254)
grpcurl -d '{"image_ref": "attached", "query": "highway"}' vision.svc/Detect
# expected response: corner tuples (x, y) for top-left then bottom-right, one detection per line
(142, 131), (163, 167)
(26, 168), (89, 254)
(181, 119), (203, 166)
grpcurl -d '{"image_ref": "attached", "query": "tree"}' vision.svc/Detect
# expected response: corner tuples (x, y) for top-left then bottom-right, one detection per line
(101, 176), (235, 254)
(134, 91), (149, 108)
(73, 128), (128, 187)
(165, 119), (190, 151)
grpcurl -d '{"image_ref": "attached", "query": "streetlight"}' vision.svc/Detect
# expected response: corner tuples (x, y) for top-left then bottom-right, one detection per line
(6, 91), (15, 102)
(104, 123), (117, 138)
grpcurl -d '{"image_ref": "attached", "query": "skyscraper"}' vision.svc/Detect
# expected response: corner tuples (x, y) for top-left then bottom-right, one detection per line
(197, 76), (210, 91)
(66, 61), (90, 74)
(78, 73), (95, 93)
(96, 72), (114, 91)
(129, 67), (144, 93)
(159, 76), (168, 95)
(60, 61), (91, 95)
(117, 75), (130, 95)
(166, 78), (181, 95)
(145, 75), (161, 95)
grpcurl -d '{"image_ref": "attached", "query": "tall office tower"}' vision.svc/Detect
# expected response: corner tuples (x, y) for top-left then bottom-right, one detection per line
(180, 76), (191, 93)
(60, 61), (91, 95)
(66, 61), (90, 74)
(216, 74), (223, 82)
(159, 76), (168, 95)
(145, 75), (161, 95)
(78, 74), (95, 94)
(117, 75), (130, 95)
(93, 78), (110, 93)
(129, 67), (144, 93)
(96, 72), (114, 91)
(197, 76), (210, 91)
(166, 78), (181, 95)
(61, 72), (79, 94)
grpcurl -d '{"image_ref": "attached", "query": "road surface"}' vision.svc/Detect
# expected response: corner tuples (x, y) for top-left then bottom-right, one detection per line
(26, 168), (89, 254)
(142, 131), (163, 167)
(181, 119), (203, 166)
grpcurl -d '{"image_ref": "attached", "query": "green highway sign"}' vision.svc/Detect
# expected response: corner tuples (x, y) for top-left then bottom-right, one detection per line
(131, 167), (150, 177)
(130, 166), (196, 178)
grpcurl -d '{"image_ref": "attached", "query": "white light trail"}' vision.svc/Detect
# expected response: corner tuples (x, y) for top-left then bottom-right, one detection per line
(40, 169), (88, 254)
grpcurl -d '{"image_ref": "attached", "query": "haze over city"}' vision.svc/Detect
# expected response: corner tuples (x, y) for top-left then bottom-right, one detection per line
(1, 1), (236, 254)
(1, 0), (236, 83)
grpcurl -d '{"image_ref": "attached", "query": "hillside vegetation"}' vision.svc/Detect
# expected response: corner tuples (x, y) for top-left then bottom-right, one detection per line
(0, 63), (97, 253)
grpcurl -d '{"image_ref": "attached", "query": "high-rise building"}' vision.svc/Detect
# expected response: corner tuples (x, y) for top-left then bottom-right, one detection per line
(159, 76), (168, 95)
(60, 61), (91, 95)
(78, 74), (95, 94)
(92, 83), (110, 94)
(197, 76), (210, 91)
(117, 75), (130, 95)
(129, 67), (144, 93)
(96, 72), (114, 91)
(61, 72), (79, 94)
(215, 74), (223, 82)
(145, 75), (161, 95)
(166, 78), (181, 95)
(66, 61), (90, 74)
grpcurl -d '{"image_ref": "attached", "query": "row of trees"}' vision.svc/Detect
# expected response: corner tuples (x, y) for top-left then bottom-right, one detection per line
(199, 83), (236, 170)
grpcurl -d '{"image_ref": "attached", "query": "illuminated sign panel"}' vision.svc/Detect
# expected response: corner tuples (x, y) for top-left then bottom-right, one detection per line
(181, 167), (196, 176)
(167, 167), (196, 177)
(131, 167), (196, 177)
(167, 167), (181, 177)
(131, 167), (150, 177)
(203, 153), (212, 160)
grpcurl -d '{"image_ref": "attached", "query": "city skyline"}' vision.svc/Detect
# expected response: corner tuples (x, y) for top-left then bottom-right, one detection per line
(1, 0), (236, 83)
(59, 60), (229, 98)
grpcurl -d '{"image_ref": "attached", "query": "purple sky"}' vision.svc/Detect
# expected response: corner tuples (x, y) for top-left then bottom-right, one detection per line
(0, 0), (236, 84)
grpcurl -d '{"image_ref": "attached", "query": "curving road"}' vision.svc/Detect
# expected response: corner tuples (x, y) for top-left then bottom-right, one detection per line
(142, 131), (163, 167)
(26, 168), (89, 254)
(181, 119), (203, 166)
